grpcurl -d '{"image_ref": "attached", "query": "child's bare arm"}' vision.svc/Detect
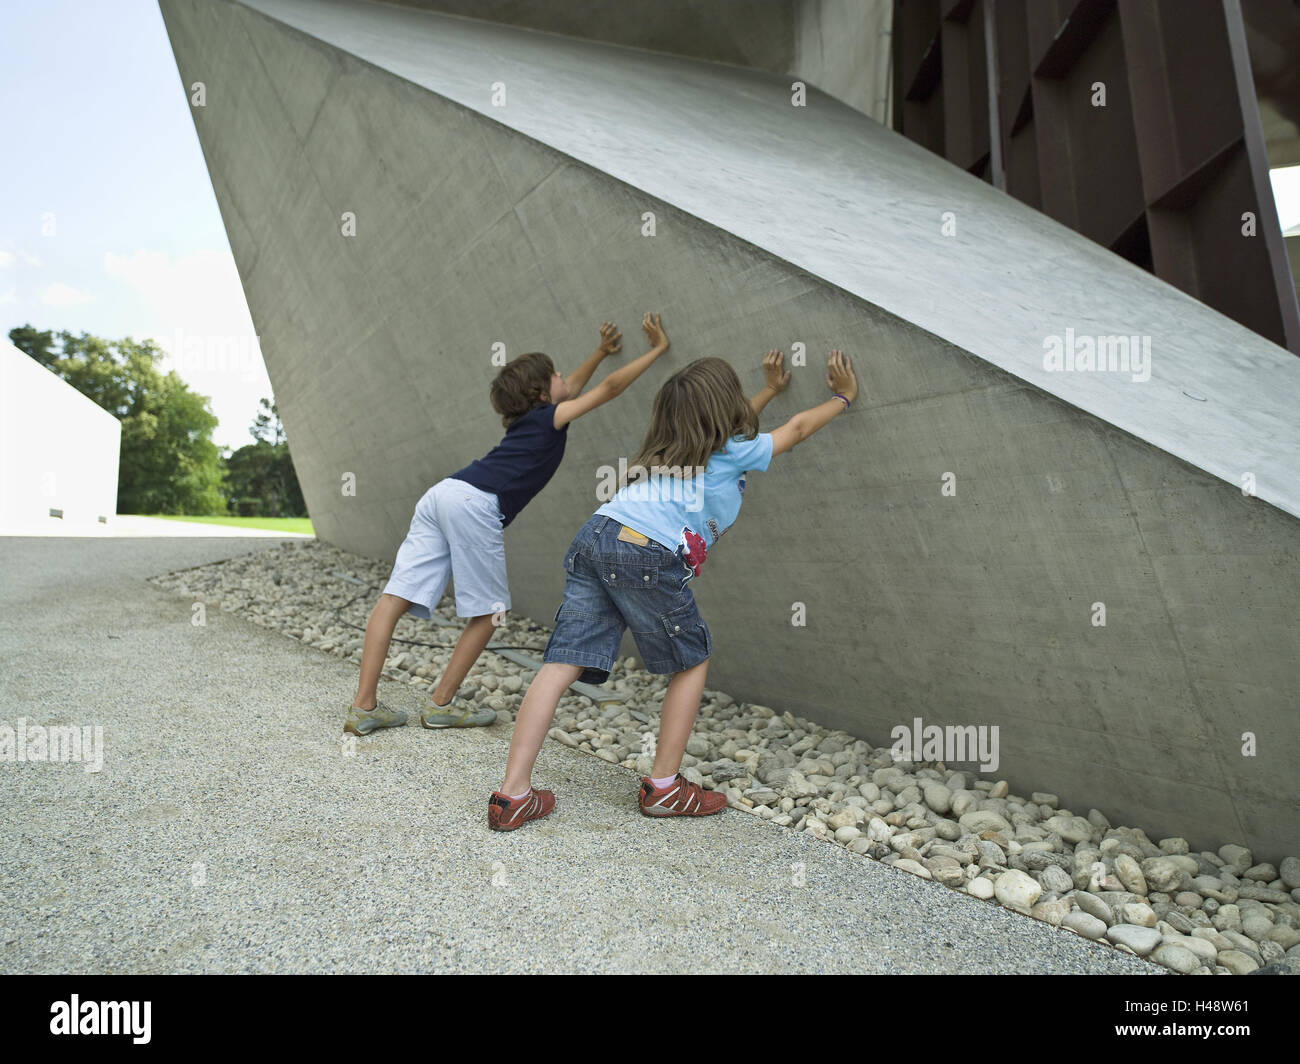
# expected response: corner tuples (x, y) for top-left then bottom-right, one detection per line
(553, 313), (670, 429)
(769, 350), (856, 456)
(564, 321), (622, 396)
(750, 350), (791, 415)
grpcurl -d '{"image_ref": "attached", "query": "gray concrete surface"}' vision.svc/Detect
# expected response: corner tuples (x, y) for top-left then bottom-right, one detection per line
(794, 0), (892, 123)
(241, 0), (1300, 520)
(387, 0), (894, 125)
(0, 536), (1156, 973)
(384, 0), (798, 74)
(157, 0), (1300, 860)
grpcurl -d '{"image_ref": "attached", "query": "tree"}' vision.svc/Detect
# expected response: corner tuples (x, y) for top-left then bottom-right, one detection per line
(251, 397), (285, 445)
(8, 325), (59, 370)
(223, 397), (305, 517)
(7, 324), (225, 514)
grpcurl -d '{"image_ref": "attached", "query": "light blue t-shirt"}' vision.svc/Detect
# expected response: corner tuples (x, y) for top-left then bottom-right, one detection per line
(595, 433), (774, 578)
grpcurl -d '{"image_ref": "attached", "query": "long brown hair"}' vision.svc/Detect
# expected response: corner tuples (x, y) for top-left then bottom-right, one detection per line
(627, 358), (758, 477)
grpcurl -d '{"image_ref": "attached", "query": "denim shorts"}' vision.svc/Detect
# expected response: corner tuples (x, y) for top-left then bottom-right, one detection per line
(542, 515), (711, 684)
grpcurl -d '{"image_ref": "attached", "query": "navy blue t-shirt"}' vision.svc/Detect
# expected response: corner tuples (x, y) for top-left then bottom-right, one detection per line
(451, 404), (568, 526)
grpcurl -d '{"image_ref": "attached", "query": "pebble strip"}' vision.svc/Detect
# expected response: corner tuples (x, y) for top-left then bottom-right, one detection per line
(151, 540), (1300, 976)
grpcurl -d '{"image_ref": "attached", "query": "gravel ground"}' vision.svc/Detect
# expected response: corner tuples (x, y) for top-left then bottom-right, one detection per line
(1, 535), (1160, 973)
(146, 541), (1300, 976)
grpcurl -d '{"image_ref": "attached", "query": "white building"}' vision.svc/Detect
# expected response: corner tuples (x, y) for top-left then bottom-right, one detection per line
(0, 342), (121, 533)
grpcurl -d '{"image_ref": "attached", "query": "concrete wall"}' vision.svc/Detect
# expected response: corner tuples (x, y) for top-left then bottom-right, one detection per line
(159, 0), (1300, 860)
(385, 0), (894, 125)
(1287, 231), (1300, 308)
(0, 343), (121, 531)
(794, 0), (892, 125)
(237, 0), (1300, 525)
(384, 0), (797, 72)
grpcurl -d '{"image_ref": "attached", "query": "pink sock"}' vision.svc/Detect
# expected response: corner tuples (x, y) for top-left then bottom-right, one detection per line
(509, 788), (531, 800)
(650, 774), (677, 788)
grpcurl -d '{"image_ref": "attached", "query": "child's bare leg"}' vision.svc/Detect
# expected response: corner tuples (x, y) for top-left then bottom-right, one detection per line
(430, 613), (497, 706)
(353, 593), (413, 709)
(650, 659), (710, 779)
(502, 662), (582, 795)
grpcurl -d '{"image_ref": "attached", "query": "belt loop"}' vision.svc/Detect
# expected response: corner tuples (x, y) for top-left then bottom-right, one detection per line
(595, 515), (610, 535)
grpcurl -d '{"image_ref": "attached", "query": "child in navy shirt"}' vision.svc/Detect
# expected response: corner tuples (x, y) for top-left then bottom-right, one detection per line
(345, 314), (671, 735)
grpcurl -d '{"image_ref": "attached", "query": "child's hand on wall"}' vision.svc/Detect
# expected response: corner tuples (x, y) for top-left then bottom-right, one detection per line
(642, 312), (669, 350)
(762, 349), (791, 393)
(826, 349), (857, 403)
(597, 321), (622, 356)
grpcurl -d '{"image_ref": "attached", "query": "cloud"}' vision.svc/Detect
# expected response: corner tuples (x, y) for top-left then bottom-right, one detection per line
(101, 248), (272, 449)
(41, 282), (92, 306)
(0, 288), (15, 304)
(1, 250), (43, 268)
(103, 249), (257, 341)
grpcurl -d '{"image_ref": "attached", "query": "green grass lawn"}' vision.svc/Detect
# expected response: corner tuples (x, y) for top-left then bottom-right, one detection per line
(149, 515), (315, 534)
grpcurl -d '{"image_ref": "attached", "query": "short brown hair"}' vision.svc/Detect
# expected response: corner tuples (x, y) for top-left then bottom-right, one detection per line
(628, 358), (759, 474)
(490, 352), (554, 427)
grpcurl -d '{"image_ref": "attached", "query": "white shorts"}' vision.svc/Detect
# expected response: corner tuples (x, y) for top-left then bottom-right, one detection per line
(383, 478), (510, 619)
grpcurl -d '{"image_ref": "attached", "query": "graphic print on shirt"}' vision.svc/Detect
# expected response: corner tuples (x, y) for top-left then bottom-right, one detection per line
(678, 526), (708, 579)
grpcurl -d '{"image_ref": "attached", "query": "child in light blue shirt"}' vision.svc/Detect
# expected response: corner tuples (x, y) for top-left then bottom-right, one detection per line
(595, 432), (774, 579)
(490, 349), (859, 830)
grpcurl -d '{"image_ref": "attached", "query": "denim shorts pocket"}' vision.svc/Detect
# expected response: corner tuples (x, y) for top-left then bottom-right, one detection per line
(660, 599), (711, 669)
(597, 559), (659, 590)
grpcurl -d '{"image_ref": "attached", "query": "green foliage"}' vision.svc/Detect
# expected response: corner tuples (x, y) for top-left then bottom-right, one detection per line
(251, 397), (285, 446)
(9, 324), (225, 514)
(8, 325), (59, 370)
(221, 397), (305, 518)
(223, 435), (305, 518)
(8, 325), (306, 518)
(152, 515), (313, 534)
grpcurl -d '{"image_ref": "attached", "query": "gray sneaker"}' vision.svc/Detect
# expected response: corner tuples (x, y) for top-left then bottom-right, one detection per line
(420, 694), (496, 729)
(344, 701), (408, 736)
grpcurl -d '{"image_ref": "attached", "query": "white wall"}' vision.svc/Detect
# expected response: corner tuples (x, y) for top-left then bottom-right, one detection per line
(0, 342), (121, 530)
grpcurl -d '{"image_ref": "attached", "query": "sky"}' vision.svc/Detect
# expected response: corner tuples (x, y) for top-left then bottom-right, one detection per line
(0, 0), (270, 452)
(1274, 165), (1300, 234)
(0, 1), (1298, 455)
